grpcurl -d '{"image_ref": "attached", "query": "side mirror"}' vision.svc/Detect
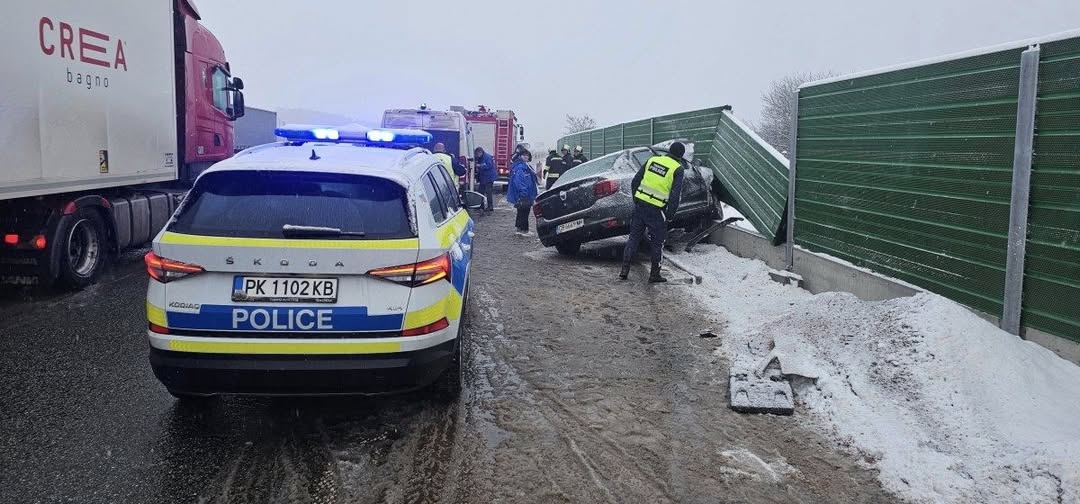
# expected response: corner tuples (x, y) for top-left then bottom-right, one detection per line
(232, 77), (245, 90)
(518, 126), (525, 141)
(231, 90), (246, 120)
(462, 191), (486, 210)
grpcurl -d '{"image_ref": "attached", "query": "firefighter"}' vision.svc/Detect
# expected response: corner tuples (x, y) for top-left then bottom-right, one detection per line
(619, 141), (687, 283)
(561, 144), (573, 173)
(544, 148), (565, 190)
(570, 145), (588, 170)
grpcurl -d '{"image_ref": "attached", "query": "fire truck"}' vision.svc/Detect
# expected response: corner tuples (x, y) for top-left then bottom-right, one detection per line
(451, 106), (525, 185)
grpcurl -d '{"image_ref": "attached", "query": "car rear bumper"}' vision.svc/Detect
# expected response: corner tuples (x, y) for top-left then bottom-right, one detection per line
(149, 340), (456, 396)
(537, 215), (631, 247)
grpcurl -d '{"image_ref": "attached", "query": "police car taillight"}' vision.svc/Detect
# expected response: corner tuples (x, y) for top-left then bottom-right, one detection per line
(145, 251), (204, 283)
(367, 253), (451, 287)
(401, 317), (449, 337)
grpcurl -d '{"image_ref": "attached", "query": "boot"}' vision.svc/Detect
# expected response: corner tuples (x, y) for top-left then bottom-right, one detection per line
(618, 263), (630, 280)
(648, 263), (667, 283)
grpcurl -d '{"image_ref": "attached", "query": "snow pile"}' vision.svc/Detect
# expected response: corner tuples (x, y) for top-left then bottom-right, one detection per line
(720, 203), (758, 234)
(679, 244), (1080, 503)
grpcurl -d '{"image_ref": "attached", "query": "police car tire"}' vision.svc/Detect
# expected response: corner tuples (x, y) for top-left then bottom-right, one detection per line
(433, 282), (469, 399)
(555, 241), (581, 256)
(57, 208), (107, 289)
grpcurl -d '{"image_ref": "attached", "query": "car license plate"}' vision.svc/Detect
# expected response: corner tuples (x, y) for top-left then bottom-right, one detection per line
(557, 219), (585, 234)
(232, 276), (338, 303)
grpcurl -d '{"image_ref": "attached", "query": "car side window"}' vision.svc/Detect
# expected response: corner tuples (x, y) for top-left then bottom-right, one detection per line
(432, 165), (461, 213)
(421, 173), (447, 223)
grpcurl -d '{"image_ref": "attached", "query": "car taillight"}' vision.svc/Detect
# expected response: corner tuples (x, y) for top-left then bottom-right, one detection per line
(532, 203), (542, 218)
(367, 253), (451, 287)
(3, 234), (17, 246)
(148, 322), (170, 334)
(145, 251), (204, 283)
(32, 235), (47, 250)
(594, 179), (618, 199)
(401, 317), (449, 337)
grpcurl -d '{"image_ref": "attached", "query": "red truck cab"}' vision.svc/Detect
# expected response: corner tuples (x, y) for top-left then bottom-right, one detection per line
(175, 0), (245, 181)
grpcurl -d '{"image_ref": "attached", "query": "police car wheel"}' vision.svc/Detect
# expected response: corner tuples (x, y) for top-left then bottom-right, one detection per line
(58, 208), (107, 289)
(555, 241), (581, 256)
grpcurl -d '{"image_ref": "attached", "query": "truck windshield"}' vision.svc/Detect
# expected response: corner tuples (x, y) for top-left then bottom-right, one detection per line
(168, 171), (415, 239)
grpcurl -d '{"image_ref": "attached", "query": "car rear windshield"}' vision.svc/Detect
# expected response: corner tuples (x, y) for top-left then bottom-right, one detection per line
(551, 151), (624, 189)
(168, 171), (414, 239)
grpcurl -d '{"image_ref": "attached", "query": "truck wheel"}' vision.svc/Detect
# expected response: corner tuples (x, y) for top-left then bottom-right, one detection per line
(58, 208), (107, 289)
(555, 241), (581, 256)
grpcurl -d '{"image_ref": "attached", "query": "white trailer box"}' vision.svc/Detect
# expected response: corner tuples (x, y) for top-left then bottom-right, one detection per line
(1, 0), (179, 201)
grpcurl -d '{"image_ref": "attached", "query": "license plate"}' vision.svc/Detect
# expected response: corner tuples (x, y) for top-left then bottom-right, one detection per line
(232, 276), (338, 303)
(557, 219), (585, 234)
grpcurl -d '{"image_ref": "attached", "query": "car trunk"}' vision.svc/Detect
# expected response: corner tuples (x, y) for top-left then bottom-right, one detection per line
(535, 177), (606, 220)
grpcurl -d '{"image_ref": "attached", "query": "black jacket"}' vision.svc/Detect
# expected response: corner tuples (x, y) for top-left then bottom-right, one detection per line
(545, 153), (565, 177)
(570, 153), (588, 169)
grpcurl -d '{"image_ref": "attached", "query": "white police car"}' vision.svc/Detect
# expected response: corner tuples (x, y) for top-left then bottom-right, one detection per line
(144, 125), (474, 399)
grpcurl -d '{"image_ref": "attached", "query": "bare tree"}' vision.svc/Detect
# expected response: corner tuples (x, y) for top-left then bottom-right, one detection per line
(757, 71), (838, 152)
(564, 114), (597, 134)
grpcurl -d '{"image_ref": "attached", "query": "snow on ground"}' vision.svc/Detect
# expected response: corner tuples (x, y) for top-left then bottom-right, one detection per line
(720, 203), (759, 234)
(677, 244), (1080, 503)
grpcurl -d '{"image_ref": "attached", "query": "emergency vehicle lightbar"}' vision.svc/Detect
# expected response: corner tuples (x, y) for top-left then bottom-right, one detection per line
(274, 124), (433, 147)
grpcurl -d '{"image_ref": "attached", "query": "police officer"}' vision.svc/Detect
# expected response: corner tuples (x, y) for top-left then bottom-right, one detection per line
(570, 145), (588, 170)
(619, 142), (687, 283)
(544, 148), (565, 190)
(433, 142), (465, 181)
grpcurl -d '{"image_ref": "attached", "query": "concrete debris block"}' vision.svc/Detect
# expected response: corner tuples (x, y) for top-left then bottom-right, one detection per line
(768, 269), (804, 288)
(729, 367), (795, 416)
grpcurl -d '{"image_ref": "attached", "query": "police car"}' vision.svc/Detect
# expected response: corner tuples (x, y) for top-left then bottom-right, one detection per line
(144, 124), (474, 399)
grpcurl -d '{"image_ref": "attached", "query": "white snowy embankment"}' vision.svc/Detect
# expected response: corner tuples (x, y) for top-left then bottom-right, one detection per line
(679, 244), (1080, 503)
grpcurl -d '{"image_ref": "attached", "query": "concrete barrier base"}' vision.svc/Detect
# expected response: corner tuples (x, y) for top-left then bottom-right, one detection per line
(708, 226), (1080, 365)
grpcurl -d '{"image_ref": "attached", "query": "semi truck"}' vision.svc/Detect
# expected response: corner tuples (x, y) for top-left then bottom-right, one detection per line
(0, 0), (245, 289)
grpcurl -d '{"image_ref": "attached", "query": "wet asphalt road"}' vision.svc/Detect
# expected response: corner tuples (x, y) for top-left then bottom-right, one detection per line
(0, 204), (897, 503)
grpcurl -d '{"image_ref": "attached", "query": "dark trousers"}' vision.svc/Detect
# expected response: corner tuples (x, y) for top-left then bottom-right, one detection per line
(545, 177), (558, 190)
(478, 182), (494, 211)
(623, 201), (668, 267)
(515, 203), (531, 231)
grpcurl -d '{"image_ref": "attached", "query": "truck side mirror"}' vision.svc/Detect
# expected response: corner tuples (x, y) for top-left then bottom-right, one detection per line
(232, 77), (245, 90)
(231, 91), (246, 120)
(518, 126), (525, 141)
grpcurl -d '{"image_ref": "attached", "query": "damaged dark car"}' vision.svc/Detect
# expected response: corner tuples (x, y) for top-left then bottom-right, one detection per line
(534, 144), (720, 255)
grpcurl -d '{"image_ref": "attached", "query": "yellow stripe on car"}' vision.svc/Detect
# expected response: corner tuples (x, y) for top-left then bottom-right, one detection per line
(435, 212), (471, 248)
(146, 301), (167, 327)
(160, 231), (420, 250)
(403, 289), (464, 329)
(167, 339), (402, 355)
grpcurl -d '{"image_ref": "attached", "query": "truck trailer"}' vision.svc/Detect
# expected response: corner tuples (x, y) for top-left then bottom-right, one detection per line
(0, 0), (245, 288)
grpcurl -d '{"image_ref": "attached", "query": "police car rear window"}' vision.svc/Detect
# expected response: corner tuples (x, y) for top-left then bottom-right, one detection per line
(168, 171), (414, 239)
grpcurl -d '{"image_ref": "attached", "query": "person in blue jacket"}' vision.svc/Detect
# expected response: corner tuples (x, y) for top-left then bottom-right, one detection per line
(473, 147), (498, 212)
(506, 150), (539, 235)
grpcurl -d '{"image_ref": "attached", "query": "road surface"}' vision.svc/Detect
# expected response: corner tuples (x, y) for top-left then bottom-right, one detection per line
(0, 204), (897, 503)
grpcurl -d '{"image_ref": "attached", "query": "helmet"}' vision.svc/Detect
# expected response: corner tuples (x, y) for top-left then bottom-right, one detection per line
(574, 145), (583, 153)
(562, 144), (571, 151)
(549, 148), (557, 154)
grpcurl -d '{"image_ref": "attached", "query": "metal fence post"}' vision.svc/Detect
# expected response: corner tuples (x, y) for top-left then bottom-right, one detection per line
(785, 90), (801, 270)
(601, 128), (606, 156)
(620, 123), (625, 150)
(1001, 46), (1041, 336)
(649, 118), (655, 144)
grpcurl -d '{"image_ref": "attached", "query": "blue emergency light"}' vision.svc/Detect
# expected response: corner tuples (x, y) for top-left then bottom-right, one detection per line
(274, 124), (433, 147)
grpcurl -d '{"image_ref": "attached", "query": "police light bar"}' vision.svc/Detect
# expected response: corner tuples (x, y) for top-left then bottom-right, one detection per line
(275, 124), (432, 146)
(365, 128), (432, 145)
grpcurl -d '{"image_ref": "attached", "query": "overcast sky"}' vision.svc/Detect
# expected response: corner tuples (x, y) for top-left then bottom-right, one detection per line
(199, 0), (1080, 146)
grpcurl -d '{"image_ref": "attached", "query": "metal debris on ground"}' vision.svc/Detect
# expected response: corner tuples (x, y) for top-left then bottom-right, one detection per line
(768, 269), (804, 288)
(729, 366), (795, 416)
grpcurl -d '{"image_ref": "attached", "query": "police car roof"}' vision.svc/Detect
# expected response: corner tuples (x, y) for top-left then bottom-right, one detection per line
(202, 142), (433, 185)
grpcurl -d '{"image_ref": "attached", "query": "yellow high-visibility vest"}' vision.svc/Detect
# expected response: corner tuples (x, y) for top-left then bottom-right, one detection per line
(434, 153), (455, 180)
(634, 155), (682, 208)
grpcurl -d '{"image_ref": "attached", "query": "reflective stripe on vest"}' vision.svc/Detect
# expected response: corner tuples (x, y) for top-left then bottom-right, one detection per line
(634, 155), (682, 208)
(434, 153), (455, 179)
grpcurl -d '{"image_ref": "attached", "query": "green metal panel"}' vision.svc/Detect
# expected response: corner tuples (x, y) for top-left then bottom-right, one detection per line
(1026, 37), (1080, 342)
(590, 129), (605, 159)
(604, 126), (622, 155)
(709, 111), (789, 243)
(795, 47), (1026, 318)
